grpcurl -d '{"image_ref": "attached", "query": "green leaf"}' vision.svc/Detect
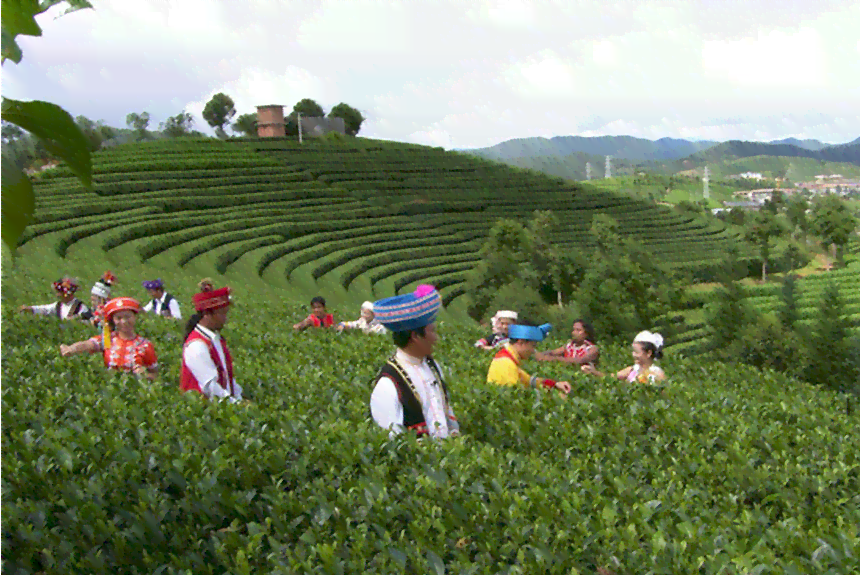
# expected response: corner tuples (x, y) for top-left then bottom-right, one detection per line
(2, 98), (92, 188)
(1, 0), (43, 64)
(1, 153), (34, 255)
(426, 551), (445, 575)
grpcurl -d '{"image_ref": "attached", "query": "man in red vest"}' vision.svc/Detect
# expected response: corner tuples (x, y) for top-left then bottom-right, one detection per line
(180, 283), (244, 403)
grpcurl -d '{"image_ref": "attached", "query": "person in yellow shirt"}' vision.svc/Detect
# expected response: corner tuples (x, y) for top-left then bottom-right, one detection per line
(487, 322), (572, 395)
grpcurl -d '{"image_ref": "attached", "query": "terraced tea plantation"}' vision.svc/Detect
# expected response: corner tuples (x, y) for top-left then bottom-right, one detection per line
(667, 239), (860, 357)
(3, 285), (858, 573)
(24, 137), (743, 311)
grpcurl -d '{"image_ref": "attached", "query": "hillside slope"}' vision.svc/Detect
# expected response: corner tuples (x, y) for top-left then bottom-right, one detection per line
(14, 137), (744, 315)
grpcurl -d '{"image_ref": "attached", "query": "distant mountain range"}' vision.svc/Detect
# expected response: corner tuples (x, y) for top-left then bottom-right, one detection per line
(458, 135), (860, 180)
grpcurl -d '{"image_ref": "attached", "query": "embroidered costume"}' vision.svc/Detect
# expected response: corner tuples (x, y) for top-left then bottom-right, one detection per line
(81, 271), (116, 328)
(87, 297), (158, 374)
(30, 278), (90, 319)
(474, 310), (517, 349)
(340, 301), (386, 334)
(487, 324), (560, 390)
(180, 285), (242, 403)
(563, 339), (597, 359)
(369, 285), (459, 439)
(306, 313), (334, 328)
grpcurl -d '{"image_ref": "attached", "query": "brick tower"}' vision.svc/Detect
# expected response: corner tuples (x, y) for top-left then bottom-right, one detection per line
(256, 105), (285, 137)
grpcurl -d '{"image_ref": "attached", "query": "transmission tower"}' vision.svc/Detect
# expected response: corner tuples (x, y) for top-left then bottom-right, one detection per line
(605, 155), (612, 179)
(586, 162), (592, 180)
(703, 166), (710, 200)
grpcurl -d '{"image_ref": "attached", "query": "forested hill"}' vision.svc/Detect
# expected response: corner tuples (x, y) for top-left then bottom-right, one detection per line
(674, 140), (860, 168)
(465, 135), (718, 162)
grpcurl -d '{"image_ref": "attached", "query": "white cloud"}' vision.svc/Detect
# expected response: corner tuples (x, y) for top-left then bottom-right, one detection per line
(2, 0), (857, 148)
(592, 40), (618, 67)
(502, 50), (579, 100)
(702, 27), (827, 88)
(466, 0), (538, 30)
(296, 1), (414, 55)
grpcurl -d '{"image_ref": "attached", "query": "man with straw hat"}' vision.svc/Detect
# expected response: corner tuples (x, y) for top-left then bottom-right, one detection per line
(180, 282), (243, 403)
(370, 285), (460, 439)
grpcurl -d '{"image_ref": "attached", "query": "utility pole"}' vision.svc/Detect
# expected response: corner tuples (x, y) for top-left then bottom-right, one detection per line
(605, 155), (611, 179)
(298, 112), (303, 144)
(586, 162), (591, 181)
(703, 166), (710, 199)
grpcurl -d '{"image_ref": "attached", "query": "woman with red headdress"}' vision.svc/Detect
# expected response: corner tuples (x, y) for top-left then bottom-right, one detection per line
(59, 297), (159, 380)
(20, 276), (90, 320)
(180, 281), (244, 403)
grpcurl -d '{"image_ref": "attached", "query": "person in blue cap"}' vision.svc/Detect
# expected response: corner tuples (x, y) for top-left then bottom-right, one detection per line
(487, 320), (571, 395)
(369, 285), (460, 440)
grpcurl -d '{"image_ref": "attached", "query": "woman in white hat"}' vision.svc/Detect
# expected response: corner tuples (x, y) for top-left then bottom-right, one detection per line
(474, 310), (517, 350)
(582, 331), (666, 385)
(81, 271), (116, 328)
(337, 301), (386, 335)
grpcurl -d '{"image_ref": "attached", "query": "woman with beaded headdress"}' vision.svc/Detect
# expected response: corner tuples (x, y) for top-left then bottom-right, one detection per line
(19, 276), (90, 320)
(59, 297), (159, 381)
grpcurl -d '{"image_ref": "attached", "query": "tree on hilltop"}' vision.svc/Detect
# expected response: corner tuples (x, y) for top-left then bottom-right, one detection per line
(232, 113), (257, 137)
(75, 115), (117, 151)
(202, 93), (236, 139)
(328, 103), (365, 136)
(160, 112), (194, 138)
(285, 99), (325, 137)
(126, 112), (150, 141)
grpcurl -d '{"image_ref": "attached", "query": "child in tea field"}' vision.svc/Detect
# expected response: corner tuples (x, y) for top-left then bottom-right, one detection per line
(142, 278), (182, 319)
(370, 285), (460, 440)
(535, 319), (599, 367)
(293, 296), (335, 330)
(474, 310), (517, 350)
(59, 297), (159, 381)
(337, 301), (386, 334)
(487, 321), (572, 395)
(582, 331), (666, 385)
(80, 271), (116, 329)
(180, 282), (244, 403)
(19, 276), (90, 320)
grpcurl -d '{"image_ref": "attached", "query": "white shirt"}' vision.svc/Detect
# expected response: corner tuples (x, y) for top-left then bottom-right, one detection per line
(143, 292), (182, 319)
(370, 349), (459, 439)
(183, 324), (243, 403)
(32, 300), (90, 319)
(343, 317), (387, 334)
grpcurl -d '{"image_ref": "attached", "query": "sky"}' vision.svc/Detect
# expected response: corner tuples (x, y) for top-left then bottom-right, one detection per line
(2, 0), (859, 150)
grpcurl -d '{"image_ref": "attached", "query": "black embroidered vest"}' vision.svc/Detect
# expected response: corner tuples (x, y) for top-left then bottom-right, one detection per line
(152, 293), (175, 317)
(55, 299), (84, 319)
(372, 355), (451, 436)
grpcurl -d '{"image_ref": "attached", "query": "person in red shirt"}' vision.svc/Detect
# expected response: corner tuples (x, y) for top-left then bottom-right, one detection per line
(293, 296), (334, 331)
(59, 297), (158, 380)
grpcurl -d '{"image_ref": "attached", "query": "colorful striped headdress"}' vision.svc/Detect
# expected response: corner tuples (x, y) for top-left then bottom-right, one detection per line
(373, 284), (441, 332)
